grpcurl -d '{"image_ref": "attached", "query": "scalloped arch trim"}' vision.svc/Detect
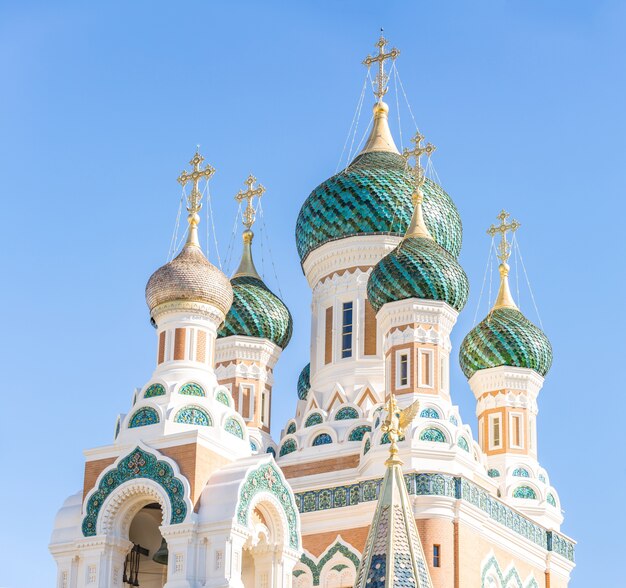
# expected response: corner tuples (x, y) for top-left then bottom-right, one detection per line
(298, 540), (361, 585)
(82, 446), (188, 536)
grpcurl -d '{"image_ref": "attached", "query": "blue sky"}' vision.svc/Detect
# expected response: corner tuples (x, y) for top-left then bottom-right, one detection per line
(1, 1), (624, 585)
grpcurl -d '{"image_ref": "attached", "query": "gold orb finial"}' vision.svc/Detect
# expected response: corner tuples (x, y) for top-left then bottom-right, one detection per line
(487, 210), (521, 311)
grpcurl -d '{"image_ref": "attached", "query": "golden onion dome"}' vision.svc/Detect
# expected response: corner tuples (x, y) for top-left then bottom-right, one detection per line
(145, 242), (233, 320)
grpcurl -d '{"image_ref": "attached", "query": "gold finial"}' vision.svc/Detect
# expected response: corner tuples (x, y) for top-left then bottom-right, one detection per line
(177, 150), (216, 247)
(363, 31), (400, 102)
(402, 132), (436, 239)
(235, 174), (266, 230)
(381, 395), (420, 466)
(232, 175), (265, 279)
(487, 210), (520, 311)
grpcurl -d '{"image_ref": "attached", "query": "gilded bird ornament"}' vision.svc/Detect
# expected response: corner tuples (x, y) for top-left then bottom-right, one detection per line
(381, 394), (420, 465)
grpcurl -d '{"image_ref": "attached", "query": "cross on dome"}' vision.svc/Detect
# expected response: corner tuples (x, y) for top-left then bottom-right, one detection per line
(177, 150), (216, 216)
(362, 31), (400, 102)
(487, 209), (520, 264)
(235, 174), (266, 230)
(403, 132), (436, 194)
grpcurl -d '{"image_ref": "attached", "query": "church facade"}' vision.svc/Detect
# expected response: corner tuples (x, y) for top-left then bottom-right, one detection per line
(50, 36), (575, 588)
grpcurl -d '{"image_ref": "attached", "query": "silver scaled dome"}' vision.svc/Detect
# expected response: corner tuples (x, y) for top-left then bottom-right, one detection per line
(145, 243), (233, 321)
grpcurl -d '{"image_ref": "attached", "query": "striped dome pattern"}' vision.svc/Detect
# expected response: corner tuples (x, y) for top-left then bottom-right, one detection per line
(295, 151), (462, 262)
(297, 363), (310, 400)
(218, 276), (293, 349)
(367, 237), (469, 313)
(459, 307), (552, 379)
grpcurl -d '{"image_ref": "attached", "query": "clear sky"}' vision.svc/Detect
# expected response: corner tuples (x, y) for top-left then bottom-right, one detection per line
(1, 1), (624, 585)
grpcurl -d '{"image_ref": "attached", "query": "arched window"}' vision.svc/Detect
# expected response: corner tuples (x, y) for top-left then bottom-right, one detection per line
(286, 422), (297, 435)
(250, 440), (258, 451)
(179, 382), (205, 397)
(304, 412), (323, 427)
(364, 439), (371, 454)
(458, 437), (470, 452)
(420, 407), (440, 419)
(449, 415), (458, 426)
(174, 406), (212, 426)
(225, 417), (244, 439)
(129, 407), (159, 428)
(419, 427), (446, 443)
(547, 493), (557, 507)
(348, 425), (371, 441)
(512, 467), (530, 478)
(512, 486), (537, 500)
(144, 383), (165, 398)
(312, 433), (333, 446)
(216, 390), (231, 406)
(487, 469), (500, 478)
(266, 447), (276, 457)
(279, 439), (297, 457)
(335, 406), (359, 420)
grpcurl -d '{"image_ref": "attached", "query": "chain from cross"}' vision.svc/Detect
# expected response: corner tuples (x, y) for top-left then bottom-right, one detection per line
(362, 33), (400, 101)
(403, 132), (436, 200)
(487, 210), (520, 264)
(177, 151), (216, 215)
(235, 174), (266, 230)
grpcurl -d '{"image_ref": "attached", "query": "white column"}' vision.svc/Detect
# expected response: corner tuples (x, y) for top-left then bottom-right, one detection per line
(161, 523), (198, 588)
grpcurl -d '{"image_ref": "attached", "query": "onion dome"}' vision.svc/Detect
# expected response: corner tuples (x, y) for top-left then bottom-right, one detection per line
(218, 176), (292, 349)
(459, 265), (552, 379)
(295, 101), (462, 263)
(297, 363), (310, 400)
(459, 211), (552, 379)
(218, 231), (293, 348)
(145, 151), (233, 324)
(366, 135), (469, 314)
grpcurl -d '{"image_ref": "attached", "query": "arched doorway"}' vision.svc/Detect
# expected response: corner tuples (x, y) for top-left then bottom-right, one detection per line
(124, 502), (168, 587)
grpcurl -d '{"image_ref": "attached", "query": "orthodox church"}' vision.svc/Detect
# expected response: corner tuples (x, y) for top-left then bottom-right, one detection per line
(49, 36), (576, 587)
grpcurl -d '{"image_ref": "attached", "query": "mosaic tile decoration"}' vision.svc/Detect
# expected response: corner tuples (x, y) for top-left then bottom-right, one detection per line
(216, 390), (231, 407)
(144, 383), (166, 398)
(419, 428), (446, 443)
(225, 417), (244, 439)
(305, 412), (324, 427)
(295, 151), (462, 263)
(179, 382), (205, 397)
(129, 407), (159, 428)
(299, 541), (361, 585)
(82, 447), (187, 536)
(513, 486), (537, 500)
(488, 469), (500, 478)
(313, 433), (333, 446)
(420, 408), (440, 419)
(236, 462), (299, 550)
(513, 468), (530, 478)
(348, 425), (372, 441)
(459, 307), (553, 379)
(547, 493), (557, 507)
(297, 363), (310, 400)
(294, 473), (575, 562)
(335, 406), (359, 420)
(367, 235), (469, 313)
(280, 438), (297, 457)
(457, 437), (470, 452)
(174, 406), (212, 426)
(218, 275), (293, 349)
(286, 422), (297, 435)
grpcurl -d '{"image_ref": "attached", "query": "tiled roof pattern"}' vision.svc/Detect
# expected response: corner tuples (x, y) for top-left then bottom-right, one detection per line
(459, 307), (552, 379)
(295, 151), (462, 262)
(367, 236), (469, 313)
(218, 275), (293, 349)
(297, 363), (310, 400)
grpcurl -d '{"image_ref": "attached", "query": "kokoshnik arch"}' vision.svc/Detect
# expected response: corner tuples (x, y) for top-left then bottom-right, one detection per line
(50, 33), (575, 588)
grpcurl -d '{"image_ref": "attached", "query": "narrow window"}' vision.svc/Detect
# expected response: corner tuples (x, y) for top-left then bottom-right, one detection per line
(433, 544), (441, 568)
(261, 391), (266, 424)
(241, 385), (253, 419)
(493, 416), (501, 448)
(158, 331), (166, 364)
(511, 414), (522, 448)
(419, 350), (433, 387)
(174, 328), (186, 360)
(399, 353), (408, 387)
(341, 302), (353, 358)
(324, 306), (333, 364)
(364, 299), (377, 355)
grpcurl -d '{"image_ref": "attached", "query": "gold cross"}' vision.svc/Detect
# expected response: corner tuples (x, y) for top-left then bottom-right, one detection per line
(362, 32), (400, 101)
(487, 210), (520, 264)
(235, 175), (266, 230)
(177, 150), (216, 215)
(403, 132), (436, 199)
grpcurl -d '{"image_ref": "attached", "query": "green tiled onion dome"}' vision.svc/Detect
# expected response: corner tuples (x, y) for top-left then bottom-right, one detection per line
(295, 150), (462, 262)
(367, 236), (469, 313)
(459, 307), (552, 379)
(297, 363), (310, 400)
(218, 275), (293, 349)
